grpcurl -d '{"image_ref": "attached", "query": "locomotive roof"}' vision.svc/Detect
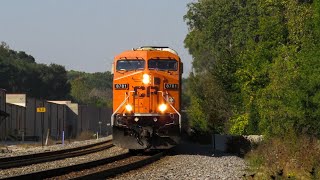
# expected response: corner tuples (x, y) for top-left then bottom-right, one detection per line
(114, 47), (181, 61)
(134, 46), (178, 55)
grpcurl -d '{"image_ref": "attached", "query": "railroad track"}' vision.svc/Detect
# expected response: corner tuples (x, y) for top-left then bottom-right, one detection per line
(71, 151), (164, 180)
(3, 151), (164, 180)
(0, 139), (113, 170)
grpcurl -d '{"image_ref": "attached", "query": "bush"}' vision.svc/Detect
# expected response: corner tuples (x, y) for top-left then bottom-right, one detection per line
(246, 135), (320, 179)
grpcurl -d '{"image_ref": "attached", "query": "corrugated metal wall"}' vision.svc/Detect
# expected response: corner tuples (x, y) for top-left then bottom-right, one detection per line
(26, 98), (77, 140)
(0, 89), (9, 139)
(0, 89), (5, 112)
(78, 105), (112, 136)
(0, 93), (112, 141)
(4, 104), (26, 138)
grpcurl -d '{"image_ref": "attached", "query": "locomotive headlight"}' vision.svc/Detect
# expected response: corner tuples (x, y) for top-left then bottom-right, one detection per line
(142, 74), (150, 84)
(159, 104), (167, 112)
(125, 104), (133, 112)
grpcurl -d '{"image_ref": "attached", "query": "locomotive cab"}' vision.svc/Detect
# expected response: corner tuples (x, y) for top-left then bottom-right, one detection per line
(111, 46), (183, 149)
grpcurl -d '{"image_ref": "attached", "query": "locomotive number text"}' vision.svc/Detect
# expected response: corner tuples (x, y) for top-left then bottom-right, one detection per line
(164, 83), (178, 89)
(115, 84), (129, 90)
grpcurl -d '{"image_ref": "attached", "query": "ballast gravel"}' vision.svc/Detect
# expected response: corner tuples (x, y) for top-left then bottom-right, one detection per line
(0, 146), (128, 179)
(113, 143), (247, 180)
(0, 136), (131, 179)
(0, 138), (248, 179)
(0, 136), (112, 157)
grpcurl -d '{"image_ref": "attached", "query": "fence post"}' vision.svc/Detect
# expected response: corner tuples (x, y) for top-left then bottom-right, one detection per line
(45, 129), (50, 146)
(62, 131), (64, 145)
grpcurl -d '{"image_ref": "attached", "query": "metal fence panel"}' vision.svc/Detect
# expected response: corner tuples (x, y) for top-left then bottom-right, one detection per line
(0, 89), (6, 139)
(66, 105), (77, 138)
(25, 98), (68, 140)
(0, 89), (5, 112)
(1, 94), (112, 141)
(100, 108), (112, 135)
(2, 103), (26, 139)
(26, 98), (36, 137)
(78, 105), (112, 136)
(49, 103), (59, 139)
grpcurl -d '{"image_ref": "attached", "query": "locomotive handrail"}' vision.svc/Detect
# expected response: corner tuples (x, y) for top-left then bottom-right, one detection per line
(111, 91), (135, 126)
(158, 91), (181, 132)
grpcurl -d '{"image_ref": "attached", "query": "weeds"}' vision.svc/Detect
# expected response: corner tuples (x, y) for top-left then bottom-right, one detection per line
(76, 131), (95, 141)
(245, 135), (320, 179)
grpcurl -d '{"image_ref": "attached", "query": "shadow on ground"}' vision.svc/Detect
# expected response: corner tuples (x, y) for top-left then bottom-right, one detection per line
(170, 140), (231, 157)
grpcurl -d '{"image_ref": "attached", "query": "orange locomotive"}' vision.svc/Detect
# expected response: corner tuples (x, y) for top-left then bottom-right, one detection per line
(111, 46), (183, 150)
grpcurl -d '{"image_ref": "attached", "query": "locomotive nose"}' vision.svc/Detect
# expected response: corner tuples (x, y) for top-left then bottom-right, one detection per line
(127, 73), (163, 113)
(133, 86), (161, 113)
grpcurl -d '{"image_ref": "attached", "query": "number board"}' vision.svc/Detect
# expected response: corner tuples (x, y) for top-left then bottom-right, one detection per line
(164, 83), (179, 90)
(37, 107), (46, 113)
(115, 84), (129, 90)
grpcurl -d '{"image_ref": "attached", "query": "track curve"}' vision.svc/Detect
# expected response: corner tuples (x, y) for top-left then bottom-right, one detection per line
(0, 140), (113, 170)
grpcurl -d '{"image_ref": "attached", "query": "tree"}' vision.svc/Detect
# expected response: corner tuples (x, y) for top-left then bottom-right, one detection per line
(70, 78), (91, 104)
(0, 43), (70, 100)
(184, 0), (320, 137)
(184, 0), (252, 133)
(68, 71), (113, 107)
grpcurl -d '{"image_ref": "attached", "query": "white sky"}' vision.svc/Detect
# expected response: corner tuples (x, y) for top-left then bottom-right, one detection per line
(0, 0), (195, 77)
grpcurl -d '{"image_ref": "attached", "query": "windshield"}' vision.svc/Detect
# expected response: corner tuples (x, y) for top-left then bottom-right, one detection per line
(148, 59), (178, 71)
(116, 60), (145, 71)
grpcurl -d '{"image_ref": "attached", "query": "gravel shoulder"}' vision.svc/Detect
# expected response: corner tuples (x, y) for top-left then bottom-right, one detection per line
(0, 138), (248, 179)
(113, 142), (247, 180)
(0, 136), (112, 158)
(0, 146), (128, 179)
(0, 135), (128, 179)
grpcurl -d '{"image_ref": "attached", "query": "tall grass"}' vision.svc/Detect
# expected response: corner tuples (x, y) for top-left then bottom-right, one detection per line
(246, 135), (320, 179)
(76, 131), (95, 141)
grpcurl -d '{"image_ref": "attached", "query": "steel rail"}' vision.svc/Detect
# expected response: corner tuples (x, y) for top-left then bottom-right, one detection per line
(2, 151), (164, 180)
(2, 153), (132, 180)
(0, 139), (113, 169)
(72, 151), (164, 180)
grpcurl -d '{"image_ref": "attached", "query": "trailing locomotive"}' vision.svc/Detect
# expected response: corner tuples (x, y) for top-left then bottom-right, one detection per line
(111, 46), (183, 150)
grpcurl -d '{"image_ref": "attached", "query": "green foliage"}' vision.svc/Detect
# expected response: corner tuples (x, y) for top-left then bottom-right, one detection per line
(255, 0), (320, 137)
(0, 42), (112, 107)
(184, 0), (245, 134)
(0, 42), (70, 99)
(68, 70), (113, 107)
(70, 78), (91, 103)
(185, 72), (230, 134)
(188, 95), (207, 132)
(184, 0), (320, 137)
(246, 135), (320, 179)
(68, 70), (113, 89)
(181, 78), (190, 110)
(228, 113), (249, 135)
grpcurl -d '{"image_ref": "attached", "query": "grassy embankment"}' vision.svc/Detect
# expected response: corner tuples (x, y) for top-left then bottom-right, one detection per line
(246, 135), (320, 179)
